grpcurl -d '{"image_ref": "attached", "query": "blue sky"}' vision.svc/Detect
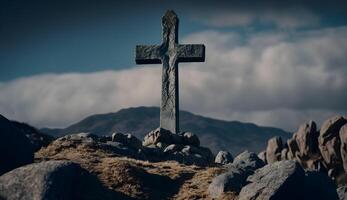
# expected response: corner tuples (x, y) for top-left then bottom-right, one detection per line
(0, 0), (347, 131)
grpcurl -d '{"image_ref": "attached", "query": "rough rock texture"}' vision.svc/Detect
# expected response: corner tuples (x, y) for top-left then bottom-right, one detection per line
(340, 124), (347, 173)
(337, 186), (347, 200)
(112, 132), (142, 149)
(215, 151), (233, 165)
(143, 128), (181, 147)
(266, 136), (283, 164)
(295, 121), (319, 158)
(182, 132), (200, 146)
(208, 166), (246, 198)
(257, 151), (267, 164)
(232, 150), (265, 171)
(0, 115), (34, 175)
(209, 151), (265, 198)
(318, 116), (347, 169)
(0, 161), (117, 200)
(238, 160), (305, 200)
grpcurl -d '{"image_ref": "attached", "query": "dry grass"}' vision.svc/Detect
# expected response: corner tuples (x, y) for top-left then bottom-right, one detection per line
(36, 138), (235, 200)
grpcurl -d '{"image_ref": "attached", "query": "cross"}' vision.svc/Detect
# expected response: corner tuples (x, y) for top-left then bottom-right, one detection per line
(135, 10), (205, 134)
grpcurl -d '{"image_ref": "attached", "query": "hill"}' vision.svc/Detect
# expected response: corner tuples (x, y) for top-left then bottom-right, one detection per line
(41, 107), (290, 155)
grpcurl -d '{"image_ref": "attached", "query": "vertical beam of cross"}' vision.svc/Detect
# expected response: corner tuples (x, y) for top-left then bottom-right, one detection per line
(135, 10), (205, 134)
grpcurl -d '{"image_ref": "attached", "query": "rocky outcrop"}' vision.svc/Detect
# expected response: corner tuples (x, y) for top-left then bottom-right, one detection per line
(112, 132), (142, 149)
(337, 186), (347, 200)
(295, 121), (319, 158)
(208, 151), (264, 198)
(318, 116), (347, 169)
(0, 115), (34, 175)
(238, 160), (305, 200)
(266, 137), (283, 164)
(215, 151), (233, 165)
(0, 161), (117, 200)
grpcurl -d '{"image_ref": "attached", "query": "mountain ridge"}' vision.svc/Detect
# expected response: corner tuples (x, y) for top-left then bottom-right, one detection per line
(41, 106), (291, 154)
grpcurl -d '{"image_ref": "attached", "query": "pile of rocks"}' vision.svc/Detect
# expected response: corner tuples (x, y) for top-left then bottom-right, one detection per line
(262, 116), (347, 185)
(141, 128), (214, 166)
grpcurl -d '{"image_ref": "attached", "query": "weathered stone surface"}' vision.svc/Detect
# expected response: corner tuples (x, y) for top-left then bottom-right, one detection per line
(238, 160), (305, 200)
(304, 171), (339, 200)
(340, 124), (347, 173)
(143, 128), (181, 146)
(319, 116), (347, 168)
(281, 148), (288, 160)
(266, 136), (283, 164)
(287, 137), (299, 160)
(232, 150), (265, 171)
(0, 161), (113, 200)
(295, 121), (319, 158)
(135, 10), (205, 134)
(258, 151), (267, 164)
(0, 115), (34, 175)
(208, 166), (246, 198)
(215, 151), (233, 165)
(182, 132), (200, 146)
(337, 186), (347, 200)
(112, 132), (142, 149)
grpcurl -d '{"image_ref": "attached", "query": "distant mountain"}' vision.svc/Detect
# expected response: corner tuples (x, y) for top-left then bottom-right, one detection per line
(41, 106), (291, 155)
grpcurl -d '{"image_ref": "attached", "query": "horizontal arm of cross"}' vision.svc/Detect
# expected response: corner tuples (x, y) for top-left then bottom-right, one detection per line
(177, 44), (205, 63)
(135, 45), (162, 64)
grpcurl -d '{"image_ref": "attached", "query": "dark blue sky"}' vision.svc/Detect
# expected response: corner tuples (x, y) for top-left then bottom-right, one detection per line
(1, 0), (346, 81)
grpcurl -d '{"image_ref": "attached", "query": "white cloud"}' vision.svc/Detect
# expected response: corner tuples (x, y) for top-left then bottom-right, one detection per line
(1, 26), (347, 131)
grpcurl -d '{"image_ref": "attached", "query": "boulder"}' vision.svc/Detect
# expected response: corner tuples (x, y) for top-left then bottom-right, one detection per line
(0, 161), (114, 200)
(303, 171), (339, 200)
(238, 160), (305, 200)
(208, 166), (247, 198)
(281, 148), (288, 160)
(337, 186), (347, 200)
(287, 137), (299, 160)
(232, 150), (265, 171)
(0, 115), (34, 175)
(257, 151), (267, 164)
(181, 132), (200, 146)
(340, 124), (347, 173)
(143, 128), (181, 146)
(112, 132), (142, 149)
(266, 136), (283, 164)
(215, 151), (233, 165)
(318, 116), (347, 169)
(295, 121), (319, 158)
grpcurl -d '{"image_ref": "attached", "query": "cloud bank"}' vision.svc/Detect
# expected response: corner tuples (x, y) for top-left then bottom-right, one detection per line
(1, 26), (347, 131)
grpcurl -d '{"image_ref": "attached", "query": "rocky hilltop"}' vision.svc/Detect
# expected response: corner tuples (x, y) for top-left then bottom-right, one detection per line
(1, 113), (347, 200)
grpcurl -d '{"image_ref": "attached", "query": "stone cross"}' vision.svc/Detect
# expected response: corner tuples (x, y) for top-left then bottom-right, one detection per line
(135, 10), (205, 134)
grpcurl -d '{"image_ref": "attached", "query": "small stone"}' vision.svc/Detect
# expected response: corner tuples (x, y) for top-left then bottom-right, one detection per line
(232, 150), (265, 171)
(257, 151), (267, 164)
(215, 151), (233, 165)
(182, 132), (200, 146)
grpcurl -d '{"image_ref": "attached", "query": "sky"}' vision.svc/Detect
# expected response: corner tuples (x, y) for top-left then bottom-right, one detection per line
(0, 0), (347, 131)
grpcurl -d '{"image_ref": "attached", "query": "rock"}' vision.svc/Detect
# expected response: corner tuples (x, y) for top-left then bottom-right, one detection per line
(287, 137), (299, 160)
(182, 132), (200, 146)
(232, 150), (265, 171)
(266, 136), (283, 164)
(0, 115), (34, 175)
(111, 132), (142, 149)
(319, 116), (347, 169)
(295, 121), (319, 158)
(163, 144), (183, 154)
(215, 151), (233, 165)
(337, 186), (347, 200)
(281, 148), (288, 160)
(208, 166), (247, 198)
(143, 128), (181, 146)
(57, 132), (98, 143)
(257, 151), (267, 164)
(340, 124), (347, 173)
(303, 171), (339, 200)
(0, 160), (114, 200)
(238, 160), (305, 200)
